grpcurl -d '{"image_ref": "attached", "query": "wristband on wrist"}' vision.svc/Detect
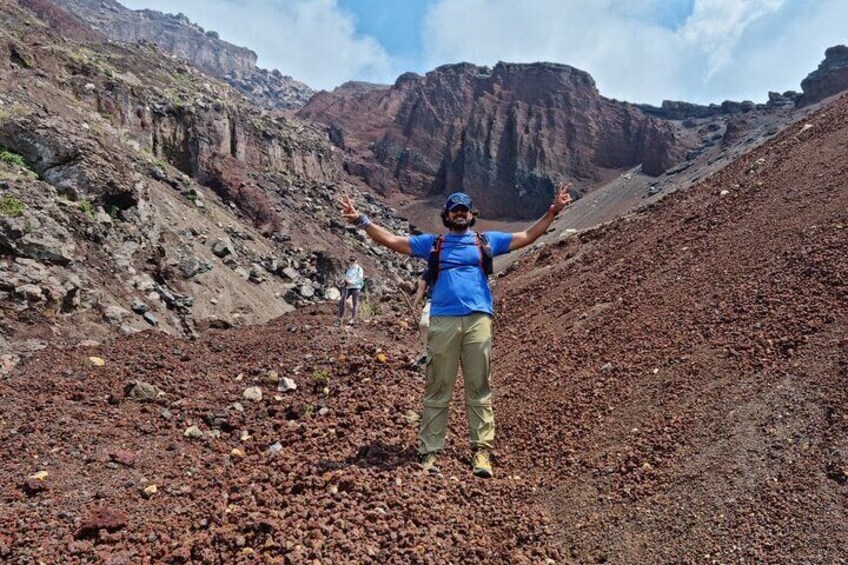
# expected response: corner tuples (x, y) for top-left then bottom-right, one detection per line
(548, 205), (557, 218)
(355, 214), (371, 229)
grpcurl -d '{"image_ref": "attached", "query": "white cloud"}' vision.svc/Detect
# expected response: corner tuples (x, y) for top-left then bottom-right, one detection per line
(422, 0), (848, 104)
(120, 0), (394, 90)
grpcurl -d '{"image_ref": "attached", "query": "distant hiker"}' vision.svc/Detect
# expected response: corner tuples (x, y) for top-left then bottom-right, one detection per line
(338, 256), (364, 326)
(411, 267), (433, 369)
(340, 184), (572, 478)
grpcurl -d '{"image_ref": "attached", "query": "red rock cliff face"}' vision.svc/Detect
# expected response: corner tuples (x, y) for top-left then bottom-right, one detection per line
(799, 45), (848, 107)
(300, 62), (680, 218)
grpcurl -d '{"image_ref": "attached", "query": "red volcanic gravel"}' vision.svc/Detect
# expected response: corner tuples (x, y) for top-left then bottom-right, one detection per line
(0, 310), (560, 564)
(494, 93), (848, 562)
(1, 96), (847, 563)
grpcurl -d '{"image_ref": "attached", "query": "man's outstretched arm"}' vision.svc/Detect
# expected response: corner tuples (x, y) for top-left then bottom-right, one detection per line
(508, 182), (573, 252)
(340, 193), (413, 256)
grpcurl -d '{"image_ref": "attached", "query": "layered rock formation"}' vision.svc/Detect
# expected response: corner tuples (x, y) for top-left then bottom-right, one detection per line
(0, 0), (414, 357)
(799, 45), (848, 106)
(51, 0), (314, 109)
(300, 62), (681, 219)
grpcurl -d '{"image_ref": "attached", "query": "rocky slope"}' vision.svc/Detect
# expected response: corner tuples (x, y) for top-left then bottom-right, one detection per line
(299, 62), (682, 219)
(799, 44), (848, 106)
(0, 88), (845, 564)
(49, 0), (314, 110)
(0, 0), (416, 366)
(493, 90), (848, 562)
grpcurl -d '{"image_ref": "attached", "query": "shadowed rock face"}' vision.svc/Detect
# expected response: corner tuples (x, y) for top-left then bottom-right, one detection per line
(51, 0), (314, 110)
(799, 45), (848, 107)
(300, 62), (681, 219)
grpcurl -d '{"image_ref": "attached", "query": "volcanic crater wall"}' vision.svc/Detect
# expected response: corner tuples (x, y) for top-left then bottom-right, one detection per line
(300, 62), (681, 219)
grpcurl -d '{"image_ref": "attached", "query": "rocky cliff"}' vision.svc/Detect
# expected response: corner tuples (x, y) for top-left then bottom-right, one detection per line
(0, 0), (414, 362)
(50, 0), (314, 110)
(637, 92), (800, 120)
(299, 62), (681, 219)
(799, 45), (848, 107)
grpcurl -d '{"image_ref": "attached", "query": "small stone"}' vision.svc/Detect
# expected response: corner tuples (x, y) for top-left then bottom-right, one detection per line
(131, 299), (148, 314)
(277, 378), (297, 392)
(242, 387), (262, 402)
(376, 353), (388, 363)
(142, 484), (158, 498)
(142, 312), (159, 326)
(719, 189), (730, 197)
(231, 448), (245, 458)
(183, 425), (204, 439)
(264, 370), (279, 383)
(87, 356), (105, 367)
(75, 507), (128, 539)
(109, 450), (136, 467)
(125, 381), (162, 402)
(268, 442), (283, 454)
(29, 471), (49, 481)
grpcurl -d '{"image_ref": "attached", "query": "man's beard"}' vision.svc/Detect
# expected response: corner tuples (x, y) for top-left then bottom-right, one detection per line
(446, 217), (470, 230)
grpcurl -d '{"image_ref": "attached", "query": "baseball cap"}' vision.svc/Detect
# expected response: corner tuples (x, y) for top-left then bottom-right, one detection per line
(444, 192), (473, 211)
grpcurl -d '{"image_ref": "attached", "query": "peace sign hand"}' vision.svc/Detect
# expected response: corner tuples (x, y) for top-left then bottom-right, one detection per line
(552, 182), (573, 214)
(340, 193), (361, 224)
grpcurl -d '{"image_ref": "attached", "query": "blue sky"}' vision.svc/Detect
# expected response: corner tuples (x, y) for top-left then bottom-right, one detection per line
(119, 0), (847, 105)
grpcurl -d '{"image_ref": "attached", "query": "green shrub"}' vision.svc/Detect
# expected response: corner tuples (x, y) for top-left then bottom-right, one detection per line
(78, 198), (95, 219)
(0, 195), (26, 216)
(0, 149), (28, 169)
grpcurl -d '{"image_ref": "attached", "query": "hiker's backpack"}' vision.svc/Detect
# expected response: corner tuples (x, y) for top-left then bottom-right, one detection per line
(427, 232), (493, 285)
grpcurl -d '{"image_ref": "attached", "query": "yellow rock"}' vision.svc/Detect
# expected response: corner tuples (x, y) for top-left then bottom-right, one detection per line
(242, 547), (255, 555)
(29, 471), (49, 481)
(376, 353), (388, 363)
(231, 448), (245, 458)
(143, 484), (158, 497)
(87, 356), (105, 367)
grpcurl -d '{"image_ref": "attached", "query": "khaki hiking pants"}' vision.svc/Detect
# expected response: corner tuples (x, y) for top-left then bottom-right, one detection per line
(418, 313), (494, 455)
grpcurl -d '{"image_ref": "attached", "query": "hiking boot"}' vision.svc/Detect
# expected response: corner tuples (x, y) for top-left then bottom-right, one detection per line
(471, 450), (494, 479)
(418, 452), (440, 475)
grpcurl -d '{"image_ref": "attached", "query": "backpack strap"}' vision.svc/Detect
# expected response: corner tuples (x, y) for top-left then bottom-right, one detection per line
(475, 232), (494, 276)
(427, 235), (444, 284)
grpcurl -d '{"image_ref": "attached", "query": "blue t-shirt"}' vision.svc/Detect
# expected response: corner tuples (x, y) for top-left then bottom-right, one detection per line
(409, 231), (513, 317)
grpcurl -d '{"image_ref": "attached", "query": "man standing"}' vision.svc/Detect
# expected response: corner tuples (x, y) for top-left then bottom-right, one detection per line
(411, 267), (432, 369)
(340, 184), (572, 478)
(338, 256), (364, 326)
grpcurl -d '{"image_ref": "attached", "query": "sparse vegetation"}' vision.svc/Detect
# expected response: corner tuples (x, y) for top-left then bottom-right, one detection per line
(78, 198), (95, 219)
(67, 47), (118, 79)
(0, 148), (29, 169)
(312, 369), (331, 394)
(107, 204), (121, 221)
(0, 195), (26, 216)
